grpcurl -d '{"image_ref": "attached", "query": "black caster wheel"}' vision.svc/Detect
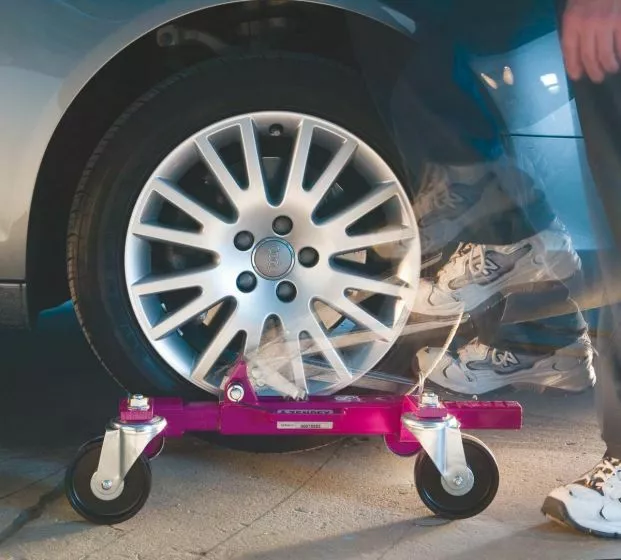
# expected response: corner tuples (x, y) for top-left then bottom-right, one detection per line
(65, 437), (152, 524)
(414, 434), (499, 520)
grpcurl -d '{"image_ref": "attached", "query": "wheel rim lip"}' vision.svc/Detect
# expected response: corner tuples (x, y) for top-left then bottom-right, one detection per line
(124, 110), (421, 396)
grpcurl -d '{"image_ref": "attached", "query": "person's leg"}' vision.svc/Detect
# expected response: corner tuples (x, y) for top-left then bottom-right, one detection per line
(595, 307), (621, 459)
(349, 4), (593, 395)
(348, 0), (563, 252)
(574, 74), (621, 459)
(391, 34), (593, 395)
(542, 73), (621, 537)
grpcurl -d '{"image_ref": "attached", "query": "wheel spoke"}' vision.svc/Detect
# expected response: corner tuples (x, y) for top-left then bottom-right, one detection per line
(333, 272), (416, 300)
(131, 269), (209, 297)
(305, 317), (352, 381)
(306, 137), (357, 209)
(150, 293), (216, 340)
(191, 311), (242, 381)
(326, 181), (400, 230)
(238, 117), (266, 198)
(132, 223), (210, 251)
(195, 135), (246, 210)
(148, 177), (230, 235)
(282, 119), (314, 204)
(332, 296), (393, 341)
(336, 226), (415, 254)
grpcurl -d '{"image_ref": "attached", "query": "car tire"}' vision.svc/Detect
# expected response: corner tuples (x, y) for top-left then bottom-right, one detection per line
(67, 53), (416, 399)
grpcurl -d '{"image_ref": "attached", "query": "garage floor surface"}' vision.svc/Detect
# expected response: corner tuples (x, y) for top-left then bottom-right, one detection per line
(1, 304), (619, 560)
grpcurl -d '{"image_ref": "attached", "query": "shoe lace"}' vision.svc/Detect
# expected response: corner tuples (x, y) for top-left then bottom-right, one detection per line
(457, 339), (515, 368)
(437, 243), (473, 283)
(457, 338), (487, 360)
(580, 457), (621, 496)
(490, 348), (517, 368)
(437, 243), (496, 284)
(468, 244), (499, 278)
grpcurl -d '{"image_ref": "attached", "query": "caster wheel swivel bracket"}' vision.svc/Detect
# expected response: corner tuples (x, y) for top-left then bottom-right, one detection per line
(90, 396), (166, 501)
(402, 394), (474, 496)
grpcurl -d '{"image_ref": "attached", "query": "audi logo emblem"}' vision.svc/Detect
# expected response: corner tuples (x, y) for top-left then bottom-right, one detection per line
(266, 245), (281, 273)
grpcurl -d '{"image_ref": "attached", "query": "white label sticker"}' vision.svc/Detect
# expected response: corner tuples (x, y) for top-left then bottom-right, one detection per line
(277, 421), (334, 430)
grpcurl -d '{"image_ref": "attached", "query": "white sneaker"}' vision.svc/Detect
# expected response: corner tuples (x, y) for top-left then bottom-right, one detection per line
(417, 334), (595, 395)
(542, 456), (621, 538)
(414, 220), (581, 317)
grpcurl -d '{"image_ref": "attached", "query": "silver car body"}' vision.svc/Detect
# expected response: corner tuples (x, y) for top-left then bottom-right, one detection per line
(0, 0), (593, 326)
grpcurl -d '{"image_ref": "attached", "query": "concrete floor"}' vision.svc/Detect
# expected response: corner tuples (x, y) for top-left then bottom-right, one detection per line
(0, 304), (619, 560)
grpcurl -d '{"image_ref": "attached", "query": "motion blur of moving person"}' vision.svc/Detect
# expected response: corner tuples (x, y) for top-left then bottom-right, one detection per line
(542, 0), (621, 538)
(349, 0), (620, 537)
(374, 1), (597, 396)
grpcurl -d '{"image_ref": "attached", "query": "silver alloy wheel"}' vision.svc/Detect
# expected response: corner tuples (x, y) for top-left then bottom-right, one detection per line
(125, 112), (420, 396)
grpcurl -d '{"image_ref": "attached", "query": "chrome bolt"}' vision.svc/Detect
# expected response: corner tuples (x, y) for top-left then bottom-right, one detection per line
(101, 479), (113, 490)
(128, 394), (149, 411)
(276, 281), (297, 303)
(234, 231), (254, 251)
(272, 216), (293, 236)
(298, 247), (319, 268)
(453, 475), (464, 487)
(236, 271), (257, 293)
(227, 383), (245, 402)
(420, 392), (439, 407)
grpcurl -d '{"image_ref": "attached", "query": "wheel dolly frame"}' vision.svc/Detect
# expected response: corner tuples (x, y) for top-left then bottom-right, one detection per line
(66, 360), (522, 523)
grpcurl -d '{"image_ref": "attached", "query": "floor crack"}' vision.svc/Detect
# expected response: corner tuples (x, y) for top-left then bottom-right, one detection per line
(0, 474), (65, 546)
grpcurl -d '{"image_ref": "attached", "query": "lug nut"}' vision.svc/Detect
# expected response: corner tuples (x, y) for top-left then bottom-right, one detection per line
(234, 231), (254, 251)
(269, 124), (284, 137)
(272, 216), (293, 236)
(276, 281), (297, 303)
(298, 247), (319, 267)
(236, 271), (257, 293)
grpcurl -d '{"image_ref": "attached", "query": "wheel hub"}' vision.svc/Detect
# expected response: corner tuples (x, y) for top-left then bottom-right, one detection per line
(441, 468), (475, 496)
(251, 237), (295, 280)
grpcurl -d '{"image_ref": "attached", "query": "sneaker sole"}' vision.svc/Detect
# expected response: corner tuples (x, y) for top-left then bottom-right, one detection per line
(542, 496), (621, 539)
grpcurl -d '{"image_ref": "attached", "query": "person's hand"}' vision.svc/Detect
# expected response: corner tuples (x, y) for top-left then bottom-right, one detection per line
(562, 0), (621, 82)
